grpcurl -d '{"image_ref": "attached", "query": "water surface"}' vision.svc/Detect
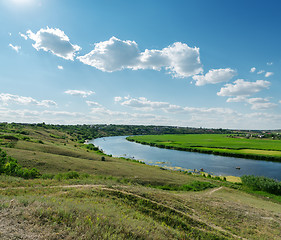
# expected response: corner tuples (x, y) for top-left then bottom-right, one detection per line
(91, 136), (281, 180)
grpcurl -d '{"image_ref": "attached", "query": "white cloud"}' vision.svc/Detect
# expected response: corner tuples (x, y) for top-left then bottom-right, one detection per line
(0, 93), (57, 107)
(267, 62), (273, 66)
(39, 100), (57, 107)
(192, 68), (236, 86)
(250, 67), (256, 73)
(114, 96), (123, 102)
(19, 32), (28, 40)
(257, 70), (265, 74)
(226, 96), (247, 103)
(42, 110), (84, 117)
(8, 32), (12, 36)
(227, 96), (276, 110)
(265, 72), (274, 78)
(137, 42), (203, 78)
(1, 96), (281, 129)
(27, 27), (81, 60)
(86, 101), (101, 107)
(57, 65), (63, 70)
(77, 36), (203, 78)
(9, 43), (21, 53)
(116, 96), (238, 118)
(217, 79), (271, 97)
(247, 98), (277, 110)
(64, 90), (94, 98)
(78, 36), (140, 72)
(119, 97), (170, 111)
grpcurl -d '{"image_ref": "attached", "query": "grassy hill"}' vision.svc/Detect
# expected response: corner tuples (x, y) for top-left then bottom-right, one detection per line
(0, 124), (280, 239)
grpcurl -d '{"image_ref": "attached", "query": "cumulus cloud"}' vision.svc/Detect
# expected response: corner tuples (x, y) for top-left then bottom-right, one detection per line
(247, 98), (277, 110)
(250, 67), (256, 73)
(39, 100), (57, 107)
(227, 96), (276, 110)
(27, 27), (81, 60)
(217, 79), (271, 97)
(257, 70), (265, 74)
(86, 101), (102, 107)
(115, 96), (238, 118)
(64, 90), (94, 98)
(119, 97), (170, 111)
(137, 42), (203, 78)
(192, 68), (236, 86)
(265, 72), (274, 78)
(9, 44), (21, 53)
(226, 96), (247, 103)
(57, 65), (63, 70)
(19, 32), (28, 40)
(78, 37), (140, 72)
(0, 93), (57, 107)
(77, 36), (203, 78)
(267, 62), (273, 66)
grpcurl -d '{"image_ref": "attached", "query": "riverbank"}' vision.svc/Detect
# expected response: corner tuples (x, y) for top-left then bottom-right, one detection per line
(93, 135), (281, 180)
(127, 134), (281, 162)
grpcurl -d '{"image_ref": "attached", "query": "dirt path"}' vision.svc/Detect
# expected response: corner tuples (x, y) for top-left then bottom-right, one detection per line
(207, 186), (223, 195)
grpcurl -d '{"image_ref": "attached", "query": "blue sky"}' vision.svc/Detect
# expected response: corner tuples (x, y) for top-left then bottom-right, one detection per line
(1, 0), (281, 129)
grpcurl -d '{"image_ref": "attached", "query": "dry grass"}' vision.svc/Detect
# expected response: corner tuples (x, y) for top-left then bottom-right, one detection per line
(0, 178), (280, 239)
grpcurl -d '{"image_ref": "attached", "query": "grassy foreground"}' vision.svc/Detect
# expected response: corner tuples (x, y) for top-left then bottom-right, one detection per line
(0, 124), (281, 239)
(127, 134), (281, 162)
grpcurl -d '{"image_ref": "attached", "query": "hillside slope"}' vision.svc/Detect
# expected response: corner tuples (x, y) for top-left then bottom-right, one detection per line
(0, 124), (280, 239)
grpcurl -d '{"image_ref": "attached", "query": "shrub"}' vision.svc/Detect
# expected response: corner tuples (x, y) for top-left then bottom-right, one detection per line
(241, 175), (281, 195)
(85, 143), (99, 151)
(0, 148), (41, 179)
(65, 171), (80, 179)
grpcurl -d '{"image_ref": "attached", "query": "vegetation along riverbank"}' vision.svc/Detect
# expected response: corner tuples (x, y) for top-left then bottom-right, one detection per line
(127, 134), (281, 162)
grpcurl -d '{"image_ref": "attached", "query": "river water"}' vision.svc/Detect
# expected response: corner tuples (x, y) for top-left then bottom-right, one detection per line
(91, 136), (281, 180)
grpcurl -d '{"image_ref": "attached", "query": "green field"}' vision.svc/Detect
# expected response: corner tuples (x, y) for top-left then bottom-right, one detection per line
(0, 124), (281, 239)
(127, 134), (281, 161)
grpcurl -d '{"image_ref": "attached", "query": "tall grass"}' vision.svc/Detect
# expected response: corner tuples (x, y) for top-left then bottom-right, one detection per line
(241, 175), (281, 195)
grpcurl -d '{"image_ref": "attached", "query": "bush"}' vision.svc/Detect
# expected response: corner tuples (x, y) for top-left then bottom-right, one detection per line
(0, 148), (41, 179)
(65, 171), (80, 179)
(241, 175), (281, 195)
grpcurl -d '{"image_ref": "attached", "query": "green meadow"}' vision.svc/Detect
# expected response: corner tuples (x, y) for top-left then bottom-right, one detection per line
(0, 124), (281, 239)
(127, 134), (281, 161)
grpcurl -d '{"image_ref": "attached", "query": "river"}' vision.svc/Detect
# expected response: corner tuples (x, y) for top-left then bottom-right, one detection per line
(91, 136), (281, 180)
